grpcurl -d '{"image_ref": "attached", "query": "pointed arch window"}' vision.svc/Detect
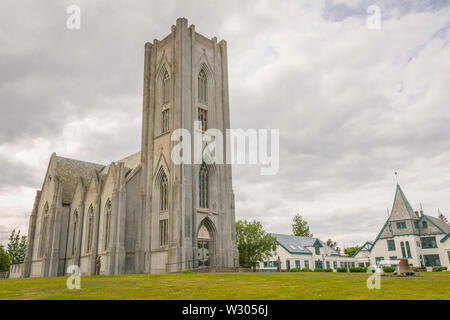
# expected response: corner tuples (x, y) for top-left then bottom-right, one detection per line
(198, 69), (207, 104)
(162, 70), (170, 104)
(199, 163), (209, 209)
(422, 220), (428, 228)
(160, 173), (168, 212)
(104, 200), (112, 250)
(38, 203), (49, 258)
(72, 211), (78, 255)
(87, 205), (94, 253)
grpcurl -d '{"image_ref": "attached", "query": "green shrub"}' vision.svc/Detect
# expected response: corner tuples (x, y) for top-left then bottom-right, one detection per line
(350, 267), (363, 272)
(300, 268), (311, 272)
(383, 266), (395, 273)
(313, 268), (323, 272)
(289, 268), (300, 272)
(181, 270), (194, 274)
(336, 267), (347, 272)
(323, 268), (333, 272)
(432, 266), (448, 272)
(412, 267), (419, 272)
(362, 267), (368, 273)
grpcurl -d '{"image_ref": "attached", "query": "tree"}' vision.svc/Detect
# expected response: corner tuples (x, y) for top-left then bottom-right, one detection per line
(344, 246), (361, 257)
(438, 210), (448, 224)
(291, 213), (313, 237)
(7, 229), (27, 264)
(236, 220), (278, 268)
(0, 245), (10, 272)
(326, 238), (340, 253)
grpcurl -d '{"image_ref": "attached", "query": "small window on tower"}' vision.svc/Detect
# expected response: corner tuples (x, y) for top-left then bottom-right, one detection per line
(198, 69), (207, 104)
(162, 109), (169, 133)
(198, 108), (207, 131)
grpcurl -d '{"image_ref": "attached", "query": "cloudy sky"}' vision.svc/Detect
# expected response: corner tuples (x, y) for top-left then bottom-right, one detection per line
(1, 0), (449, 248)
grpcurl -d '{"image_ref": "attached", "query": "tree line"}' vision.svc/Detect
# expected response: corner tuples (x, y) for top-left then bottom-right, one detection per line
(0, 229), (27, 272)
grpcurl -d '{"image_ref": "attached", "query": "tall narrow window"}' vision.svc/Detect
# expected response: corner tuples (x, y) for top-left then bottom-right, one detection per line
(400, 241), (406, 258)
(198, 108), (207, 131)
(104, 200), (111, 250)
(199, 163), (209, 209)
(160, 173), (168, 211)
(72, 211), (78, 255)
(38, 203), (49, 258)
(160, 219), (168, 246)
(162, 70), (170, 104)
(198, 69), (207, 104)
(162, 109), (169, 133)
(87, 206), (94, 253)
(405, 241), (411, 258)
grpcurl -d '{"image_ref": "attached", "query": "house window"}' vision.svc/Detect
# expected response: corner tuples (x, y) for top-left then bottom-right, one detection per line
(264, 261), (268, 268)
(104, 200), (112, 250)
(340, 261), (344, 267)
(160, 173), (168, 211)
(400, 242), (406, 258)
(273, 261), (277, 267)
(359, 263), (365, 267)
(295, 260), (300, 269)
(396, 221), (407, 229)
(405, 241), (412, 258)
(414, 221), (419, 229)
(333, 261), (337, 269)
(387, 239), (395, 251)
(162, 70), (170, 104)
(159, 219), (168, 246)
(424, 254), (441, 267)
(162, 109), (169, 133)
(198, 69), (207, 104)
(304, 260), (309, 269)
(198, 108), (207, 131)
(38, 203), (49, 258)
(389, 256), (397, 260)
(86, 206), (94, 253)
(315, 245), (320, 255)
(72, 211), (78, 256)
(199, 163), (209, 209)
(422, 220), (428, 228)
(326, 261), (330, 269)
(421, 237), (437, 249)
(388, 223), (392, 232)
(375, 257), (384, 266)
(448, 251), (450, 263)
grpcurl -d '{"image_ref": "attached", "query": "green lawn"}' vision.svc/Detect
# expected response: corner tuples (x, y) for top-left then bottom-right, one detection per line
(0, 272), (449, 300)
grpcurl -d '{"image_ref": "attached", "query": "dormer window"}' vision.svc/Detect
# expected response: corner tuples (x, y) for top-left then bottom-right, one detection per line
(422, 220), (428, 228)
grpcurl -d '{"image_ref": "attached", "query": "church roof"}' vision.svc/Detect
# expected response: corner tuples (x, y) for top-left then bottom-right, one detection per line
(389, 184), (417, 221)
(55, 156), (105, 204)
(271, 233), (341, 256)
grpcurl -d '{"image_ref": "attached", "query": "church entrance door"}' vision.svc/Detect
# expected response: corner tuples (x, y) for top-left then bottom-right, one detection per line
(197, 240), (210, 266)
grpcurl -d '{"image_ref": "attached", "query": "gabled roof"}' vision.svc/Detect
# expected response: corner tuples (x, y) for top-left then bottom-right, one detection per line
(55, 156), (104, 204)
(352, 241), (372, 257)
(389, 184), (417, 221)
(423, 215), (450, 234)
(271, 233), (340, 256)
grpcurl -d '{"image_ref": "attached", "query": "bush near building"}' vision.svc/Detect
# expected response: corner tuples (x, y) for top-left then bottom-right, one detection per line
(383, 266), (396, 273)
(432, 266), (448, 272)
(336, 267), (347, 272)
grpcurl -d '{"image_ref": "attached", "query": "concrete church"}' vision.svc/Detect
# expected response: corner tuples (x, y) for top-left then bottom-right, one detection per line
(18, 18), (239, 277)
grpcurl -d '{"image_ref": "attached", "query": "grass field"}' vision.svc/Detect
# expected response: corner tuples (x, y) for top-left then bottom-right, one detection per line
(1, 272), (449, 300)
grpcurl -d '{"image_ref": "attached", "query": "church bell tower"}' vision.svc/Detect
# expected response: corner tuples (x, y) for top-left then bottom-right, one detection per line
(139, 18), (238, 273)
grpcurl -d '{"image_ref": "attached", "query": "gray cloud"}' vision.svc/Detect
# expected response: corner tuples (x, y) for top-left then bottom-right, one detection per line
(1, 0), (450, 248)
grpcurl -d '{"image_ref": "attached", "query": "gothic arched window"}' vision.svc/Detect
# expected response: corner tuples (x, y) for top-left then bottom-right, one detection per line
(199, 163), (209, 209)
(160, 173), (168, 212)
(198, 69), (207, 104)
(422, 220), (428, 228)
(87, 205), (94, 253)
(104, 200), (112, 250)
(38, 203), (49, 258)
(72, 211), (78, 255)
(162, 70), (170, 104)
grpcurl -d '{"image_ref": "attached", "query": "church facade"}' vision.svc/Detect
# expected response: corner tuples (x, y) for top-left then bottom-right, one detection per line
(20, 18), (239, 277)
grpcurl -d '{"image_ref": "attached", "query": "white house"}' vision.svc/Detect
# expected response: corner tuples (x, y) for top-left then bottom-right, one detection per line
(256, 234), (360, 272)
(369, 184), (450, 270)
